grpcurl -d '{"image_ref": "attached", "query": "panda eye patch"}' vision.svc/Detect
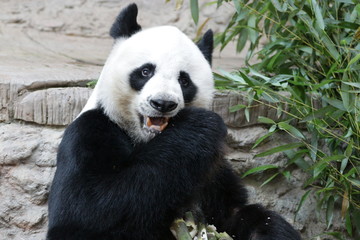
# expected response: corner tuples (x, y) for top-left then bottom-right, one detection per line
(178, 71), (190, 87)
(129, 63), (156, 91)
(178, 71), (198, 103)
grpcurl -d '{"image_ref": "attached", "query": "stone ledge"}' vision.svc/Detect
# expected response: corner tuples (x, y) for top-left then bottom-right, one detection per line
(13, 87), (91, 126)
(3, 86), (291, 127)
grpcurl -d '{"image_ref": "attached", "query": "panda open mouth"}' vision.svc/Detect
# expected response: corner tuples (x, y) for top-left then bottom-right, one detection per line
(143, 116), (170, 133)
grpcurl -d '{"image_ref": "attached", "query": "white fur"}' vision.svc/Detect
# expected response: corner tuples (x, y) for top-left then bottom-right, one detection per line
(81, 26), (214, 142)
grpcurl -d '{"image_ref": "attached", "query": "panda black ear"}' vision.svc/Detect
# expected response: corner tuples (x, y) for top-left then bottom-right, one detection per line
(197, 29), (214, 66)
(110, 3), (142, 39)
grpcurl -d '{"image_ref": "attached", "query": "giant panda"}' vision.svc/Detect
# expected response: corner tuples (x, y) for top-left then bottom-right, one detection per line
(46, 3), (301, 240)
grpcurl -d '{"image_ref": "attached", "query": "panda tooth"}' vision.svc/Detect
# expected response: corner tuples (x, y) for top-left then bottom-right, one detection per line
(159, 121), (168, 132)
(144, 116), (170, 132)
(146, 116), (151, 127)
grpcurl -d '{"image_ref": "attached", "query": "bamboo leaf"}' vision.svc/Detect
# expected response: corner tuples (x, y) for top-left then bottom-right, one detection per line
(345, 139), (353, 157)
(340, 158), (349, 174)
(238, 71), (260, 86)
(252, 131), (276, 149)
(258, 116), (276, 124)
(229, 104), (246, 112)
(295, 189), (312, 219)
(347, 53), (360, 68)
(236, 28), (248, 52)
(345, 210), (353, 236)
(220, 70), (246, 85)
(232, 0), (241, 14)
(245, 107), (250, 122)
(341, 81), (355, 112)
(353, 209), (360, 237)
(269, 124), (277, 133)
(321, 33), (340, 61)
(323, 97), (347, 111)
(282, 170), (291, 180)
(255, 143), (304, 158)
(301, 105), (336, 122)
(314, 162), (327, 178)
(190, 0), (199, 25)
(344, 167), (357, 178)
(247, 15), (258, 44)
(249, 68), (271, 81)
(260, 172), (280, 187)
(324, 231), (346, 240)
(242, 165), (278, 178)
(348, 178), (360, 187)
(278, 122), (305, 139)
(326, 196), (335, 229)
(312, 0), (325, 30)
(342, 82), (360, 88)
(286, 149), (311, 170)
(271, 0), (287, 12)
(322, 155), (346, 162)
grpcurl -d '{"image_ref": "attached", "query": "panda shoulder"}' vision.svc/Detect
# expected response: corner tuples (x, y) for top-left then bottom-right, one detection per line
(62, 109), (128, 147)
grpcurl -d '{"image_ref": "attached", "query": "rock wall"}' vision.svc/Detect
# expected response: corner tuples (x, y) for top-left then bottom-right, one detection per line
(1, 89), (346, 239)
(0, 0), (346, 239)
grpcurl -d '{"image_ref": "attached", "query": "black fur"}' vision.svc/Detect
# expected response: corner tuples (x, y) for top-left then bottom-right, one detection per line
(110, 3), (141, 39)
(179, 71), (198, 103)
(47, 107), (301, 240)
(197, 29), (213, 65)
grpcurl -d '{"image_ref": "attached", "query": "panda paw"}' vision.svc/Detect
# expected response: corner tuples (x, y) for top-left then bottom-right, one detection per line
(169, 107), (227, 139)
(225, 204), (301, 240)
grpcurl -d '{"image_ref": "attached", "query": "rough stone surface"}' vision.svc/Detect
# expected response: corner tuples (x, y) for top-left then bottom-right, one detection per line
(0, 125), (41, 165)
(0, 123), (61, 239)
(13, 87), (92, 125)
(212, 91), (289, 128)
(0, 0), (347, 239)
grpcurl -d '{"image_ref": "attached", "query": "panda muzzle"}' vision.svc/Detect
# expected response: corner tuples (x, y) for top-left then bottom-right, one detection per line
(145, 116), (169, 132)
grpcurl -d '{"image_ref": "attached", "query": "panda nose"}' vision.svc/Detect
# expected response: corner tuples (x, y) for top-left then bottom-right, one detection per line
(150, 99), (178, 113)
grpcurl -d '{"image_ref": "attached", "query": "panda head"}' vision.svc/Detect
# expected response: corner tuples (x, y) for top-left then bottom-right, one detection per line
(82, 3), (214, 143)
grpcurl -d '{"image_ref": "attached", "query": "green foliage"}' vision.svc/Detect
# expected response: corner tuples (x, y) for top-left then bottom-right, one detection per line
(217, 0), (359, 238)
(181, 0), (360, 238)
(86, 80), (98, 89)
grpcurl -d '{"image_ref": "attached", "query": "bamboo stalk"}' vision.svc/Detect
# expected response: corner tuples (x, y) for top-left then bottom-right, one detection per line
(171, 212), (233, 240)
(171, 219), (193, 240)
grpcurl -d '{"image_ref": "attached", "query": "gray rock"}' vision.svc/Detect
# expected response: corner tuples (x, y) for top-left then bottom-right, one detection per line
(8, 165), (54, 205)
(0, 125), (40, 165)
(226, 126), (268, 149)
(12, 206), (47, 230)
(33, 130), (62, 167)
(212, 91), (289, 128)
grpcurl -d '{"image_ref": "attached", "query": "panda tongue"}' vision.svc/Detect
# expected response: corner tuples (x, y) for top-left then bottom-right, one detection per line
(146, 117), (169, 132)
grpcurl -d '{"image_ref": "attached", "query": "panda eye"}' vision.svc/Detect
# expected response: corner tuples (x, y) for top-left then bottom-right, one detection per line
(178, 73), (190, 87)
(141, 67), (151, 77)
